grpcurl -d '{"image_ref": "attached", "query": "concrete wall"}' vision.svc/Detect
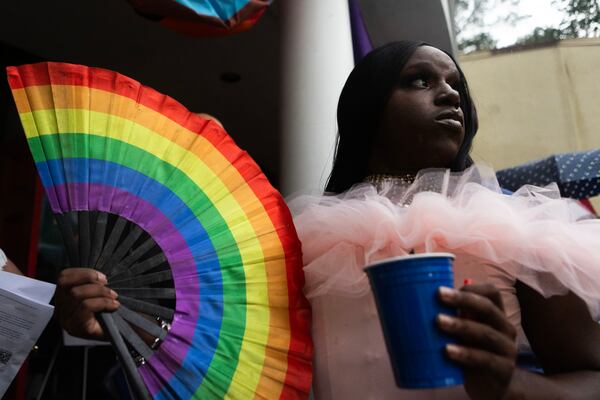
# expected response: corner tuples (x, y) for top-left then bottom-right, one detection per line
(459, 38), (600, 170)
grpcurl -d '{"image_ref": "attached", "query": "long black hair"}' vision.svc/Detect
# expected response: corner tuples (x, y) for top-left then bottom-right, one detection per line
(325, 40), (478, 193)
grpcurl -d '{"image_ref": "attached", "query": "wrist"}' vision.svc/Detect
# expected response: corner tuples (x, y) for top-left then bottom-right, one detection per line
(502, 369), (569, 400)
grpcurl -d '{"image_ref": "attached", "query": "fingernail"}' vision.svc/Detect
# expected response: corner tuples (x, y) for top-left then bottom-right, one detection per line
(438, 314), (455, 327)
(114, 300), (120, 307)
(98, 272), (107, 283)
(439, 286), (457, 299)
(110, 289), (118, 299)
(446, 344), (461, 356)
(463, 278), (473, 286)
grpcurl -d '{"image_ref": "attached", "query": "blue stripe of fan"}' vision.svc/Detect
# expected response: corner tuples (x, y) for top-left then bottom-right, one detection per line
(37, 158), (228, 398)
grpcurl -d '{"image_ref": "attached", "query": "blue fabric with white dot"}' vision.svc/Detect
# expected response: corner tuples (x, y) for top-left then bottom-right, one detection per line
(496, 150), (600, 199)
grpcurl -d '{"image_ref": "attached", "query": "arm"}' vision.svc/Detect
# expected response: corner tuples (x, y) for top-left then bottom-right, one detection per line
(3, 258), (23, 275)
(0, 248), (23, 275)
(504, 282), (600, 400)
(506, 369), (600, 400)
(438, 282), (600, 400)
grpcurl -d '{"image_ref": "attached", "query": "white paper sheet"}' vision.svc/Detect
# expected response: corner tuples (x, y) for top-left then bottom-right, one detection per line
(0, 271), (55, 397)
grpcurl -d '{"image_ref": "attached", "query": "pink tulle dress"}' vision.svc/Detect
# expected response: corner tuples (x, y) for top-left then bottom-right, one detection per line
(289, 164), (600, 400)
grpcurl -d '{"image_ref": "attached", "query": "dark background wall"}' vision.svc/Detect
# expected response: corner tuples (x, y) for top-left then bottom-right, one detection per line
(0, 0), (282, 183)
(0, 43), (42, 272)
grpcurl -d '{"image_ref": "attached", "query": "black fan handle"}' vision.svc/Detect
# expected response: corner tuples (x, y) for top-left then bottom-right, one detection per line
(98, 312), (152, 400)
(56, 213), (151, 400)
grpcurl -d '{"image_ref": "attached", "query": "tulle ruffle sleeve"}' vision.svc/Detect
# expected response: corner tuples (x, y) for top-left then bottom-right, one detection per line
(289, 164), (600, 319)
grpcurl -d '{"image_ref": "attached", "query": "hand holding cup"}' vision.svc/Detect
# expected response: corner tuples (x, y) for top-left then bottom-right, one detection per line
(437, 283), (517, 400)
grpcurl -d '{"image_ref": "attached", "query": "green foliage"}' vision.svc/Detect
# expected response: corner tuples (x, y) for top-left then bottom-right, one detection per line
(454, 0), (525, 53)
(515, 1), (600, 46)
(516, 27), (567, 45)
(455, 0), (600, 53)
(458, 32), (498, 52)
(454, 0), (524, 36)
(556, 0), (600, 37)
(454, 0), (488, 35)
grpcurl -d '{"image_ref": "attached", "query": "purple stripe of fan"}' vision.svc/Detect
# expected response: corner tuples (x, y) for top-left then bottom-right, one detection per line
(56, 183), (200, 395)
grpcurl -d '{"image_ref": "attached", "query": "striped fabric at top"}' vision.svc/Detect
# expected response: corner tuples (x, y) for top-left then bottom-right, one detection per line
(174, 0), (266, 21)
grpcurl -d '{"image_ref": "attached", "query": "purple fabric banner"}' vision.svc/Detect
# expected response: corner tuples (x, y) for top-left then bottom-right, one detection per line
(348, 0), (373, 63)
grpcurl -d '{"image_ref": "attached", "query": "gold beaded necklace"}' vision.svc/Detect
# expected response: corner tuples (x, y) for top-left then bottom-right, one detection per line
(363, 173), (416, 186)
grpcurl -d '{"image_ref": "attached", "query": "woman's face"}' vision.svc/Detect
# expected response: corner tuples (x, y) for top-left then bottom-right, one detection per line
(368, 45), (465, 175)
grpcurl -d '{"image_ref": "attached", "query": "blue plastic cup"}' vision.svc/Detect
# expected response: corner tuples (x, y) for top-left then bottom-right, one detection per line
(364, 253), (463, 389)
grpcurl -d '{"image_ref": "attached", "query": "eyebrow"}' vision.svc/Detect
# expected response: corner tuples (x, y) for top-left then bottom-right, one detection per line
(402, 61), (460, 79)
(403, 61), (437, 70)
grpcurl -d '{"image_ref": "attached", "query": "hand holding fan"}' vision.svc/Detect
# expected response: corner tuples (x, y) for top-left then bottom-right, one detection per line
(7, 62), (312, 399)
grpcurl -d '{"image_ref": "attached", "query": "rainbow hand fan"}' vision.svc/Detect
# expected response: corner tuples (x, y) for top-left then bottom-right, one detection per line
(7, 62), (312, 399)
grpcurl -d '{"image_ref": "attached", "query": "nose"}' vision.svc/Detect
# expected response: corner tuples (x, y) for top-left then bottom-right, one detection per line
(435, 83), (460, 109)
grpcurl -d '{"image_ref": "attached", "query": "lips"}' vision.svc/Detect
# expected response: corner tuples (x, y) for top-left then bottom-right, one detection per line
(435, 110), (464, 132)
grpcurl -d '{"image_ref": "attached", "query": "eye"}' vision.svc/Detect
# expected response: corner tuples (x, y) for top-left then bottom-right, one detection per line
(411, 77), (429, 88)
(447, 73), (461, 90)
(449, 80), (461, 91)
